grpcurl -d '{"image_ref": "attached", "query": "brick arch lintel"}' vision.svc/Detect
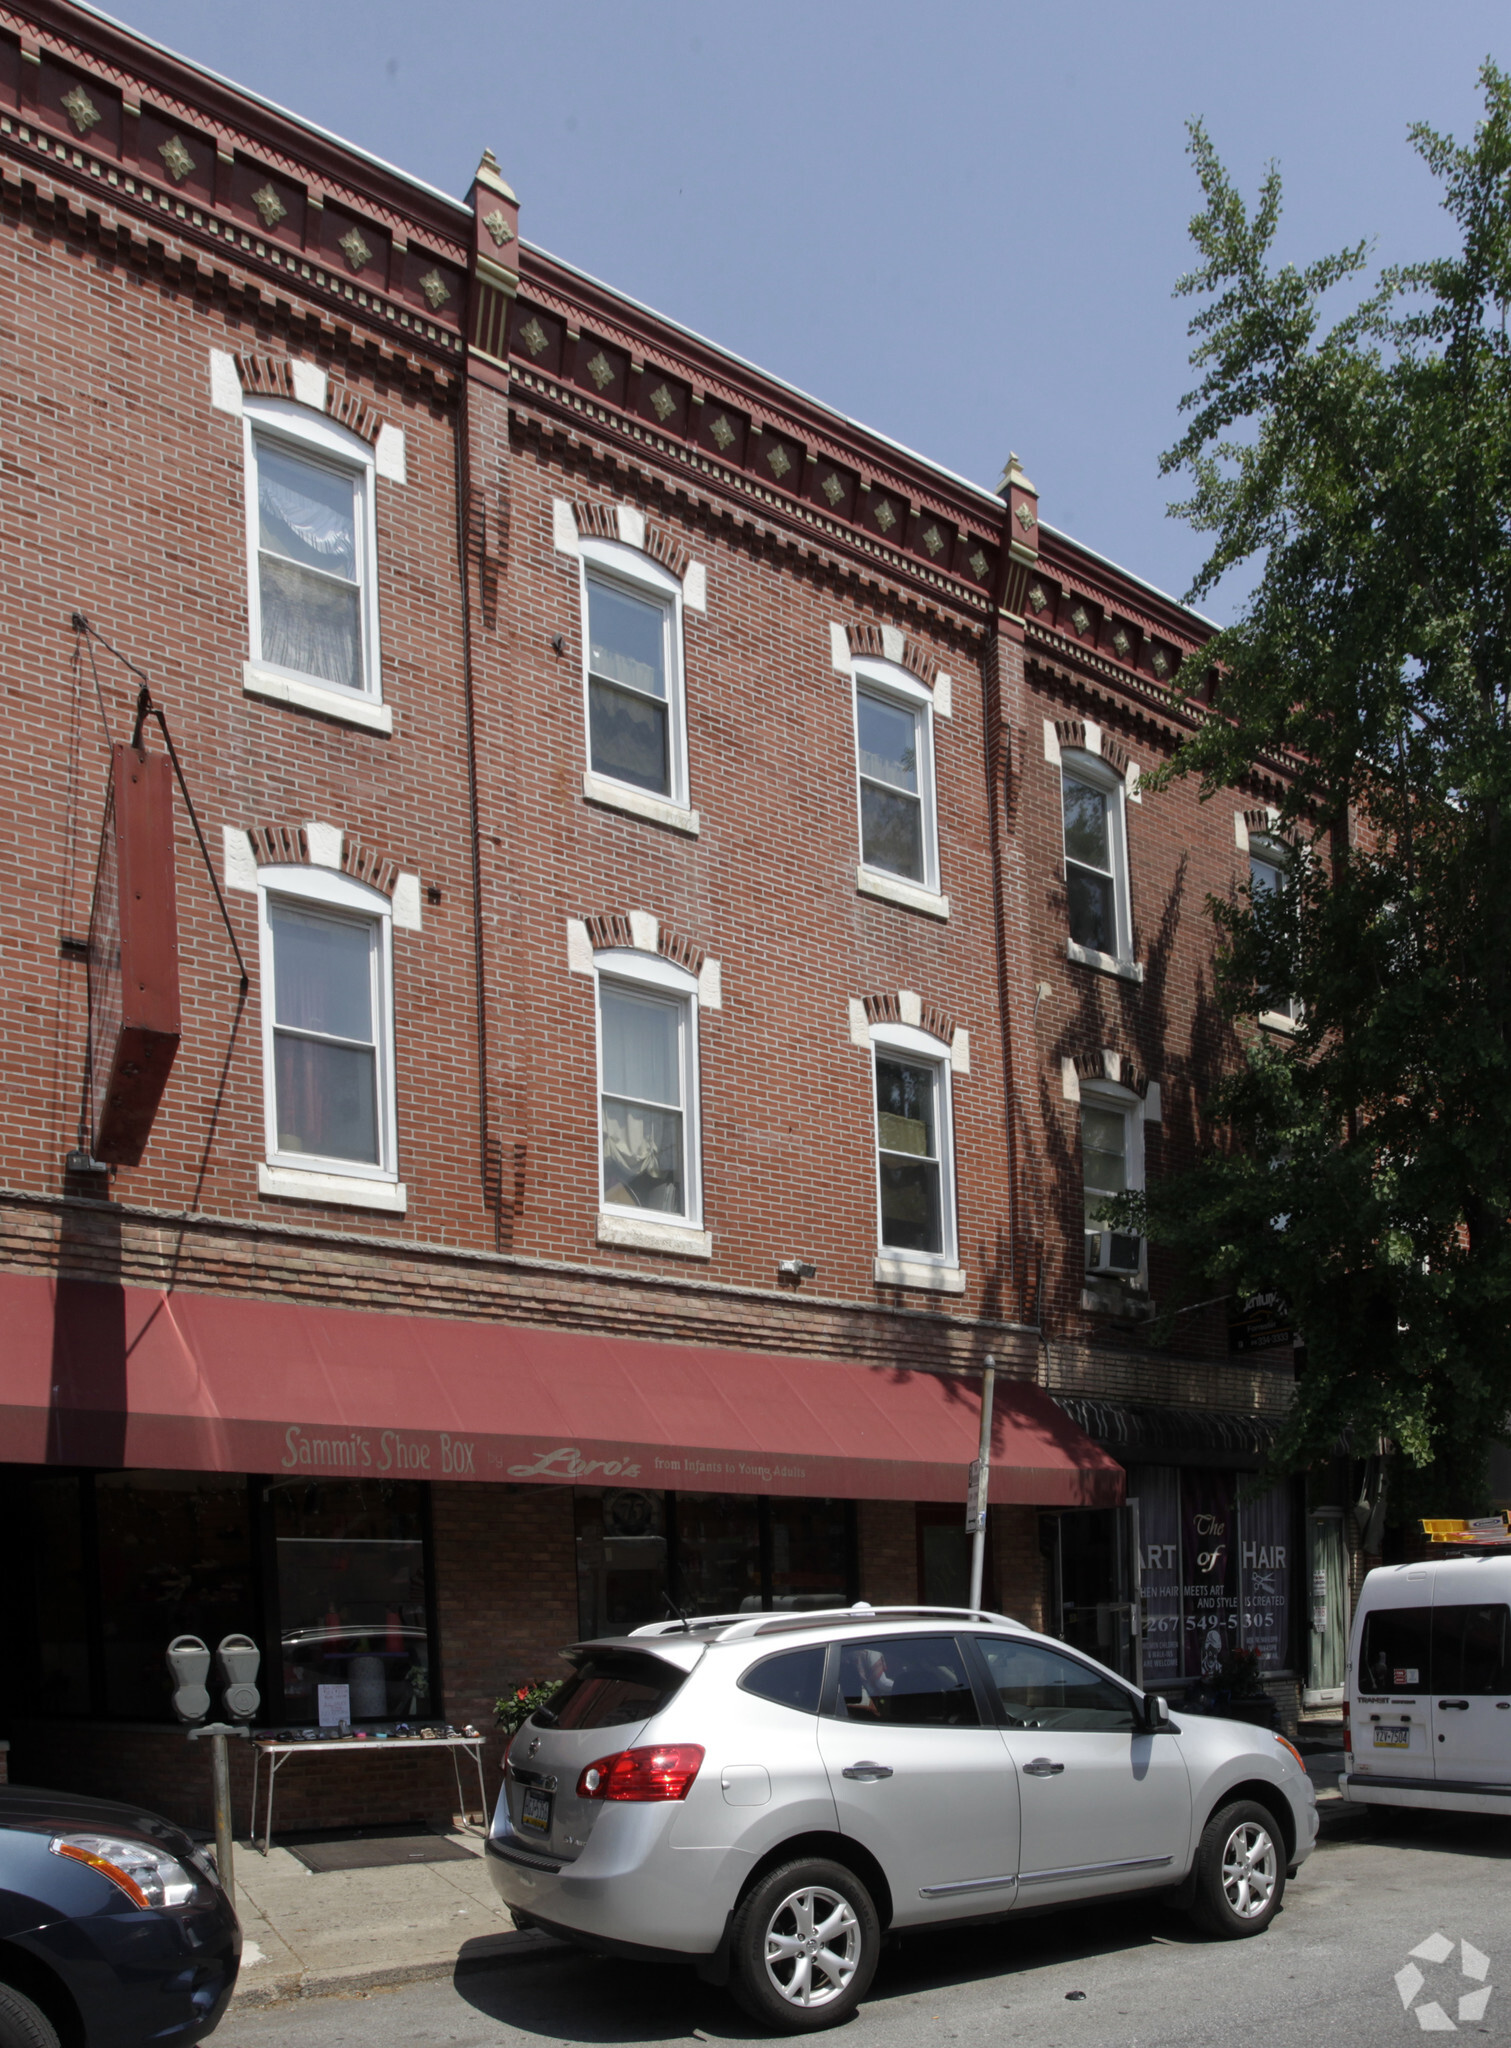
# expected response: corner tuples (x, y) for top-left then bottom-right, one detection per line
(1072, 1047), (1149, 1099)
(862, 991), (956, 1046)
(845, 623), (941, 689)
(584, 912), (705, 976)
(573, 500), (691, 582)
(245, 823), (404, 901)
(235, 355), (384, 446)
(1055, 717), (1132, 779)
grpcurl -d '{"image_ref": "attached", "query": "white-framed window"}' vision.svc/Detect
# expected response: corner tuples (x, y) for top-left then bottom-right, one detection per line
(1249, 833), (1301, 1026)
(1080, 1085), (1144, 1279)
(852, 659), (939, 893)
(871, 1023), (958, 1275)
(243, 397), (380, 705)
(594, 948), (701, 1228)
(256, 865), (397, 1189)
(1061, 750), (1132, 966)
(580, 541), (688, 809)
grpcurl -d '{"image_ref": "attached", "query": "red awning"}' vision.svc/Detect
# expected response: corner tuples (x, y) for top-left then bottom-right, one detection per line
(0, 1271), (1123, 1507)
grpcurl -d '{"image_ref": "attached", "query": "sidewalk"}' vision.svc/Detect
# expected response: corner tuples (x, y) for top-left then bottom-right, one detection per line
(229, 1824), (550, 2008)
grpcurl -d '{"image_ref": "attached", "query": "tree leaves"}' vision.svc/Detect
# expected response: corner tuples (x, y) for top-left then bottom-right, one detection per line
(1139, 66), (1511, 1507)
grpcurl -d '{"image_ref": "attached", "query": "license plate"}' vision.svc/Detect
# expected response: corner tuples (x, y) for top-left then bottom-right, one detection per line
(520, 1788), (553, 1835)
(1373, 1726), (1410, 1748)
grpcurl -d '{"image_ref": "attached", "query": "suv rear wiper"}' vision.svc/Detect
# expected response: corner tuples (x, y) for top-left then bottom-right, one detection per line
(529, 1707), (559, 1728)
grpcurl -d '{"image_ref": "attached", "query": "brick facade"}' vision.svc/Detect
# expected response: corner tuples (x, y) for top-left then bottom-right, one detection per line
(0, 0), (1310, 1816)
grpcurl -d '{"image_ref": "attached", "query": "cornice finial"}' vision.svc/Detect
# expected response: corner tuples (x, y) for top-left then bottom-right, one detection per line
(474, 150), (517, 202)
(997, 451), (1036, 500)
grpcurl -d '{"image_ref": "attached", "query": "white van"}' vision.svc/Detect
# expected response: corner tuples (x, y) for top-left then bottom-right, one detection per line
(1341, 1549), (1511, 1815)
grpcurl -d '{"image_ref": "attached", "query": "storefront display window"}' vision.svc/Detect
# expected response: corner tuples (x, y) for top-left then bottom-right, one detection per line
(574, 1488), (668, 1639)
(270, 1479), (431, 1723)
(95, 1472), (257, 1721)
(574, 1490), (855, 1637)
(18, 1475), (91, 1718)
(677, 1493), (762, 1615)
(1130, 1466), (1295, 1683)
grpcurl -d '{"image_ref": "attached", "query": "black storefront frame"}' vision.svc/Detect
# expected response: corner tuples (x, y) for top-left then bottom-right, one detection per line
(0, 1465), (444, 1728)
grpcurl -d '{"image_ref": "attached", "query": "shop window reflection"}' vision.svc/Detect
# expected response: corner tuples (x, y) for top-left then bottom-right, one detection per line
(574, 1488), (668, 1638)
(271, 1479), (432, 1722)
(96, 1471), (256, 1721)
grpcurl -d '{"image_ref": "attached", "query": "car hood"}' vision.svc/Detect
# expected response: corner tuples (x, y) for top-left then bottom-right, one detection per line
(0, 1786), (199, 1856)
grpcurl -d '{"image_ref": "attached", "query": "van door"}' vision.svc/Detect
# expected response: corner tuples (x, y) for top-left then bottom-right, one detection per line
(1431, 1599), (1511, 1787)
(1353, 1592), (1433, 1784)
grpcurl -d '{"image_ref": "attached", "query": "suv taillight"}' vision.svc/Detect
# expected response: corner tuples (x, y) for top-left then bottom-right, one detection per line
(1342, 1699), (1352, 1755)
(576, 1744), (705, 1801)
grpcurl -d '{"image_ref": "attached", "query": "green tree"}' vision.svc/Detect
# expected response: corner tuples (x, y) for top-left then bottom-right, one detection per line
(1124, 65), (1511, 1509)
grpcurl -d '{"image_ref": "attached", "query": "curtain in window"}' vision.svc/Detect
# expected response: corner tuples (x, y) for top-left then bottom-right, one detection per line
(256, 440), (362, 691)
(600, 984), (685, 1213)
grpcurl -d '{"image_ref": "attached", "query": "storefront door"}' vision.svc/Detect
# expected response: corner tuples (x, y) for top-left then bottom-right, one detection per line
(1306, 1510), (1348, 1705)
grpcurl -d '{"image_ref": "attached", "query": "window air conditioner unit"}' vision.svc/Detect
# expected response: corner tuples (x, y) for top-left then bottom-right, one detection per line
(1086, 1229), (1142, 1276)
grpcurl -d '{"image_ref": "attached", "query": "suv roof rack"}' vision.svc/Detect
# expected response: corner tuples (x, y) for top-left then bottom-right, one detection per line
(629, 1603), (1023, 1643)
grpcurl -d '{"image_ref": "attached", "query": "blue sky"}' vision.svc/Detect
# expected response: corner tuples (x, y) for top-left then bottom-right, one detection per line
(103, 0), (1506, 619)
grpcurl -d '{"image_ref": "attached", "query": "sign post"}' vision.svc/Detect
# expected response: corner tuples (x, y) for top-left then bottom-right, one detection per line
(966, 1355), (996, 1613)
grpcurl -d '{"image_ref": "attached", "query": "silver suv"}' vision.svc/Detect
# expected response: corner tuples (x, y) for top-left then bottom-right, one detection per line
(486, 1605), (1317, 2032)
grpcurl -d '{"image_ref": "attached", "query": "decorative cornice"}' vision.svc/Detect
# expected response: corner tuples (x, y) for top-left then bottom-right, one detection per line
(508, 250), (1004, 615)
(0, 2), (466, 362)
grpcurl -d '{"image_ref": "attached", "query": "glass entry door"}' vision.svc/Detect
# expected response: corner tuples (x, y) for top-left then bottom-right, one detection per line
(1306, 1509), (1348, 1704)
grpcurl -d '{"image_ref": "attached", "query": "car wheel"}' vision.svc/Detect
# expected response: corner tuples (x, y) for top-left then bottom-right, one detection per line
(1187, 1799), (1286, 1939)
(0, 1984), (61, 2048)
(728, 1857), (880, 2032)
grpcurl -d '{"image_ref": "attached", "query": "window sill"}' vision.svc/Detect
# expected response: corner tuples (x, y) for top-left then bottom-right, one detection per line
(244, 662), (393, 734)
(582, 772), (699, 837)
(1066, 939), (1144, 984)
(1258, 1009), (1302, 1035)
(856, 867), (950, 920)
(597, 1210), (712, 1259)
(259, 1164), (407, 1213)
(873, 1256), (967, 1294)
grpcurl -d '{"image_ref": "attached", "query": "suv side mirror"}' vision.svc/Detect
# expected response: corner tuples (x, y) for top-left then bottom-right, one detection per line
(1144, 1694), (1173, 1731)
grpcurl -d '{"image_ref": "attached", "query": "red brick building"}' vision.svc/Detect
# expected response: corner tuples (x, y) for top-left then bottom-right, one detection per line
(0, 1), (1322, 1832)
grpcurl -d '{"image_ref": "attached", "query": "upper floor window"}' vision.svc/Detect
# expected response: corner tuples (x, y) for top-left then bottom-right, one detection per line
(581, 543), (687, 807)
(595, 949), (701, 1227)
(1062, 753), (1131, 964)
(872, 1024), (957, 1271)
(257, 866), (396, 1184)
(1080, 1086), (1143, 1278)
(244, 399), (379, 702)
(853, 661), (939, 892)
(1249, 834), (1300, 1025)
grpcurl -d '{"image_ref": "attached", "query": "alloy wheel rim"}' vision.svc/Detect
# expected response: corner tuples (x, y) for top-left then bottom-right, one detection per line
(763, 1884), (862, 2007)
(1220, 1821), (1277, 1918)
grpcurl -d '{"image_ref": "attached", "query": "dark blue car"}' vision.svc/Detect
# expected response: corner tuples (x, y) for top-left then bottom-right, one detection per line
(0, 1787), (240, 2048)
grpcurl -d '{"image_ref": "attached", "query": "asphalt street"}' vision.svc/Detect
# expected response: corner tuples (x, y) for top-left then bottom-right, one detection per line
(217, 1809), (1510, 2048)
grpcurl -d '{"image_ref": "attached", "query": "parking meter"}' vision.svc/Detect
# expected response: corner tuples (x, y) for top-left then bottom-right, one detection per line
(166, 1635), (211, 1723)
(216, 1633), (261, 1722)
